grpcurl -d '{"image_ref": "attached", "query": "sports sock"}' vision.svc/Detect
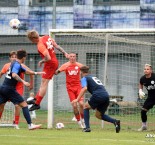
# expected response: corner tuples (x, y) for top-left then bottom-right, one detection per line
(22, 106), (31, 124)
(102, 114), (116, 124)
(14, 116), (20, 125)
(80, 113), (84, 119)
(142, 122), (147, 126)
(0, 112), (3, 119)
(75, 114), (81, 121)
(35, 95), (43, 105)
(84, 109), (90, 128)
(141, 110), (147, 122)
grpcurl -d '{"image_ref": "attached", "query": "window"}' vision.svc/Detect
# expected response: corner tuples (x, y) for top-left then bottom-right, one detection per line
(30, 0), (73, 6)
(0, 0), (18, 7)
(93, 0), (140, 6)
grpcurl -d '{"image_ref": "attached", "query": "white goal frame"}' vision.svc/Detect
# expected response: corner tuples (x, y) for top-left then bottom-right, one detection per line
(47, 28), (155, 129)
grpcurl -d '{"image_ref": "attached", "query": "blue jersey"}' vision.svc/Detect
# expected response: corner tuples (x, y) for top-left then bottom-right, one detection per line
(3, 61), (26, 88)
(81, 74), (109, 96)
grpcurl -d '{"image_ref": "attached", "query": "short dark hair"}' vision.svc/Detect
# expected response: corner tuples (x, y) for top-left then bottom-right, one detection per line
(9, 51), (16, 58)
(80, 66), (89, 73)
(17, 49), (27, 59)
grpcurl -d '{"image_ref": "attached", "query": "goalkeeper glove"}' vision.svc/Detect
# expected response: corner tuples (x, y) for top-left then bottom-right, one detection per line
(139, 89), (145, 99)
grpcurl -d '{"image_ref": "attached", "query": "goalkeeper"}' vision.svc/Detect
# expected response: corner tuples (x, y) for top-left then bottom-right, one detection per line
(138, 64), (155, 131)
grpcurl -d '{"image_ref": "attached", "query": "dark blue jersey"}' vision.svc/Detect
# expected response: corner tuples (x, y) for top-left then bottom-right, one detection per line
(81, 74), (109, 96)
(140, 73), (155, 98)
(3, 61), (26, 88)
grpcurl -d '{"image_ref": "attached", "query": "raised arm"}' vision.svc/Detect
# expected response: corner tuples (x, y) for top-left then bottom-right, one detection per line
(55, 45), (68, 58)
(21, 63), (34, 91)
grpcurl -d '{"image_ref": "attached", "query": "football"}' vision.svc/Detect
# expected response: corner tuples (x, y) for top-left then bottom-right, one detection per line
(9, 19), (21, 29)
(56, 122), (64, 129)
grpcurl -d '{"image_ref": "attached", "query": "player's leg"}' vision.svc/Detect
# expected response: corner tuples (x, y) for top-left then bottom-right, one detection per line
(13, 105), (20, 129)
(83, 101), (91, 132)
(77, 87), (84, 123)
(90, 95), (120, 133)
(78, 100), (85, 127)
(13, 87), (23, 129)
(0, 88), (9, 120)
(0, 103), (5, 119)
(69, 88), (84, 128)
(29, 64), (57, 111)
(8, 89), (41, 130)
(138, 98), (154, 131)
(18, 101), (41, 130)
(35, 78), (50, 105)
(29, 78), (50, 111)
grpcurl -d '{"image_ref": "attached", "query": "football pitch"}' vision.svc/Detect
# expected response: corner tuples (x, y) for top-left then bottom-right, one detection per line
(0, 128), (154, 145)
(0, 110), (155, 145)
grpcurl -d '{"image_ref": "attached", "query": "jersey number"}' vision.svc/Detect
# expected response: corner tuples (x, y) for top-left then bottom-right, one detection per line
(46, 38), (54, 50)
(6, 68), (11, 79)
(92, 77), (103, 85)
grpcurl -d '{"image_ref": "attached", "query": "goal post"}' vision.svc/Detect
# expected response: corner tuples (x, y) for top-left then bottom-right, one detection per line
(48, 29), (155, 130)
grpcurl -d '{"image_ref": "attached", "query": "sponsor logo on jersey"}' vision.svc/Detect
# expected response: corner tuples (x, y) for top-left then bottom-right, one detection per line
(146, 80), (155, 90)
(68, 70), (78, 75)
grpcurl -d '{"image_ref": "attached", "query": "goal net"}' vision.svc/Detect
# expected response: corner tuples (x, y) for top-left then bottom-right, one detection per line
(0, 102), (15, 127)
(48, 29), (155, 131)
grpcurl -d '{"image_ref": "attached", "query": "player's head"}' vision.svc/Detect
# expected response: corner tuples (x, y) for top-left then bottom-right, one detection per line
(17, 49), (27, 63)
(80, 65), (89, 76)
(9, 51), (17, 62)
(27, 30), (39, 43)
(30, 92), (35, 98)
(144, 64), (152, 75)
(69, 52), (76, 63)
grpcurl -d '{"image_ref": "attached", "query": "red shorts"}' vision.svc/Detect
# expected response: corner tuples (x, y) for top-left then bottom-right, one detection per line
(67, 86), (84, 102)
(42, 61), (58, 79)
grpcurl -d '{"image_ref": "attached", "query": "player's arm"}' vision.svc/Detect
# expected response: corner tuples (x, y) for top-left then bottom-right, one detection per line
(38, 51), (51, 67)
(72, 77), (87, 103)
(24, 68), (45, 76)
(0, 64), (9, 78)
(21, 63), (34, 90)
(0, 71), (4, 78)
(76, 87), (87, 102)
(38, 44), (51, 67)
(139, 79), (145, 99)
(55, 45), (68, 58)
(12, 73), (30, 86)
(12, 64), (30, 87)
(55, 63), (67, 75)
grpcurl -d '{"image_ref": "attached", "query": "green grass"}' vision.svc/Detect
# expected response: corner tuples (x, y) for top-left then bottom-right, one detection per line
(0, 128), (154, 145)
(1, 109), (155, 145)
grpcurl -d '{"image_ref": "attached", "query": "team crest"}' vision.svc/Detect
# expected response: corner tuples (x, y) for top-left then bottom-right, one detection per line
(75, 66), (78, 69)
(151, 80), (155, 84)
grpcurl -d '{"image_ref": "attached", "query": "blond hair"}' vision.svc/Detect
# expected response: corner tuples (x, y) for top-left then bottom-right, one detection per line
(27, 30), (39, 40)
(145, 64), (152, 69)
(9, 51), (16, 58)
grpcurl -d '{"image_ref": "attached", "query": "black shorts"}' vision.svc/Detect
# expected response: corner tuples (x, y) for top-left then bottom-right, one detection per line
(88, 93), (109, 114)
(0, 85), (24, 105)
(143, 97), (155, 110)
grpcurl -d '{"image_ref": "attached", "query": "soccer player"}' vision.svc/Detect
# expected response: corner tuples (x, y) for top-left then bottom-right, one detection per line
(26, 30), (68, 111)
(0, 51), (34, 129)
(138, 64), (155, 131)
(72, 66), (121, 132)
(0, 49), (45, 130)
(55, 53), (85, 128)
